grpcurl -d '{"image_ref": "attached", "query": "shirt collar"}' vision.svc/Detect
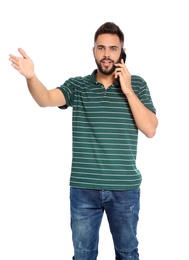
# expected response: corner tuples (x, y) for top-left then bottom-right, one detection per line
(89, 69), (98, 84)
(89, 69), (120, 87)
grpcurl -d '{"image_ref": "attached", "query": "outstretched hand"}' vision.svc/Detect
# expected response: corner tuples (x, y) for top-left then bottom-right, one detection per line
(9, 48), (35, 79)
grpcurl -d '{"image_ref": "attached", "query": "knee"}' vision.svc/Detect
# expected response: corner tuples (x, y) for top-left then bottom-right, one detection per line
(115, 246), (139, 259)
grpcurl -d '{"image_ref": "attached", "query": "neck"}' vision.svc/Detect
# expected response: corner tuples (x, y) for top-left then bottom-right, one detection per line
(96, 71), (116, 89)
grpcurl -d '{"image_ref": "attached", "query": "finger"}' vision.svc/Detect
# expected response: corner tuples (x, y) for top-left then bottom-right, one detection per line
(9, 54), (18, 60)
(114, 70), (121, 79)
(9, 56), (19, 67)
(18, 48), (29, 59)
(115, 67), (122, 73)
(11, 62), (20, 71)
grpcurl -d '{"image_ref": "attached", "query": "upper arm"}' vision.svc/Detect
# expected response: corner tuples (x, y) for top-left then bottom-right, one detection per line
(48, 88), (66, 107)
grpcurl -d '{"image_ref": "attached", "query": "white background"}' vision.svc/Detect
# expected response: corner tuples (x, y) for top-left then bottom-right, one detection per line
(0, 0), (188, 259)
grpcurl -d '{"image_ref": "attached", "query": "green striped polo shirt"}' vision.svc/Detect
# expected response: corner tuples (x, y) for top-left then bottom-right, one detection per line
(57, 70), (156, 190)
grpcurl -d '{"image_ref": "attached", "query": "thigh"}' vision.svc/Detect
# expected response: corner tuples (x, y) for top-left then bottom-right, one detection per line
(105, 189), (140, 252)
(70, 188), (104, 251)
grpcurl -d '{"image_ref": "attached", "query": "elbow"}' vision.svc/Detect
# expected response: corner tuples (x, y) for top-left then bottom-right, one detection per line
(32, 95), (50, 107)
(34, 99), (49, 107)
(38, 103), (47, 108)
(140, 127), (157, 138)
(145, 120), (158, 138)
(145, 129), (156, 138)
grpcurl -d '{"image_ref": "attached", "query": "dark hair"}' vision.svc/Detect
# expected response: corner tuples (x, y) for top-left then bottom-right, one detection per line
(94, 22), (124, 46)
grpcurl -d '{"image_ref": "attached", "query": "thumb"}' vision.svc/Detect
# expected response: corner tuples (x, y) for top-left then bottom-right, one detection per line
(18, 48), (29, 59)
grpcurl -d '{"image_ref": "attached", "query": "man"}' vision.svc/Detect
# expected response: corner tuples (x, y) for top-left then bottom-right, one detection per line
(9, 22), (158, 260)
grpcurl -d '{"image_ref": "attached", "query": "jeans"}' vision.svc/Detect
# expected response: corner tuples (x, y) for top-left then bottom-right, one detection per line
(70, 187), (140, 260)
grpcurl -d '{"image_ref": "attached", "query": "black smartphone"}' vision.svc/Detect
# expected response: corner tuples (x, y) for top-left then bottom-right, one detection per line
(120, 48), (126, 63)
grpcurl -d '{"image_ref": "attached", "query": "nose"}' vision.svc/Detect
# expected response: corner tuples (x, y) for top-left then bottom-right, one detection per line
(104, 53), (110, 59)
(104, 49), (110, 59)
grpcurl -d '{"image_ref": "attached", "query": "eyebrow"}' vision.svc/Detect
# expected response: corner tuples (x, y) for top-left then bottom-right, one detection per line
(97, 45), (118, 49)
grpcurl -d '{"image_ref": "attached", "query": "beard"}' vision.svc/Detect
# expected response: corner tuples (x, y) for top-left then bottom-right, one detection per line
(95, 55), (121, 76)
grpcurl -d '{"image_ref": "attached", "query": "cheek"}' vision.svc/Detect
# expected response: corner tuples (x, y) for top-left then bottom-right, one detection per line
(94, 52), (101, 62)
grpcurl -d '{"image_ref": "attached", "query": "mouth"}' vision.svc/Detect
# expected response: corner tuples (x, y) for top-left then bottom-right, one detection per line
(101, 59), (113, 67)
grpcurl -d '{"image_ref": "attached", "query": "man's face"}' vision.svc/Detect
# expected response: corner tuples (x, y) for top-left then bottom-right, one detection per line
(93, 34), (122, 75)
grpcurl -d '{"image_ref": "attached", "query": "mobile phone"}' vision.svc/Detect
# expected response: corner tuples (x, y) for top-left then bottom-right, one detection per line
(120, 49), (126, 63)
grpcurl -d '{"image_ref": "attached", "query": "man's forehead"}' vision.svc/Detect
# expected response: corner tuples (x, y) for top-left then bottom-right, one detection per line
(95, 34), (120, 47)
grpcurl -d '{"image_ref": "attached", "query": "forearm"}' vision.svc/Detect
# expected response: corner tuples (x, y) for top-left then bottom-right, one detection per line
(126, 91), (158, 138)
(27, 75), (50, 107)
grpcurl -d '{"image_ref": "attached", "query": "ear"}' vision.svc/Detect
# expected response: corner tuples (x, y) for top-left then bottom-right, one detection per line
(92, 47), (95, 57)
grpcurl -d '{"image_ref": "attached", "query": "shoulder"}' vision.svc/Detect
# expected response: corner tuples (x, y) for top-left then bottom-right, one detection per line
(131, 75), (150, 95)
(131, 75), (148, 89)
(67, 74), (91, 84)
(131, 75), (146, 84)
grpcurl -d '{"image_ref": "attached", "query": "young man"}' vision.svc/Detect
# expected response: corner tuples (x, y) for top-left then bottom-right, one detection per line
(9, 22), (158, 260)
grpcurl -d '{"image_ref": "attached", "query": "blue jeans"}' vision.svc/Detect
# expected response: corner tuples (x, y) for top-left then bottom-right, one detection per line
(70, 188), (140, 260)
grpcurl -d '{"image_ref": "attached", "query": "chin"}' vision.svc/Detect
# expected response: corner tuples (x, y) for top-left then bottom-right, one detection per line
(104, 67), (115, 75)
(97, 62), (115, 75)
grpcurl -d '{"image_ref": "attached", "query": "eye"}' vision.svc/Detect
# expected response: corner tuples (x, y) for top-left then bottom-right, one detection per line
(97, 46), (105, 51)
(110, 46), (117, 51)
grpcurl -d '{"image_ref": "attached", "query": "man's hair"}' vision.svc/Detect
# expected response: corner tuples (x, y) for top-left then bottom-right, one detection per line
(94, 22), (124, 46)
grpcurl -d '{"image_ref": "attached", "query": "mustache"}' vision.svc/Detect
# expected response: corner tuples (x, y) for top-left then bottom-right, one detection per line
(100, 58), (114, 62)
